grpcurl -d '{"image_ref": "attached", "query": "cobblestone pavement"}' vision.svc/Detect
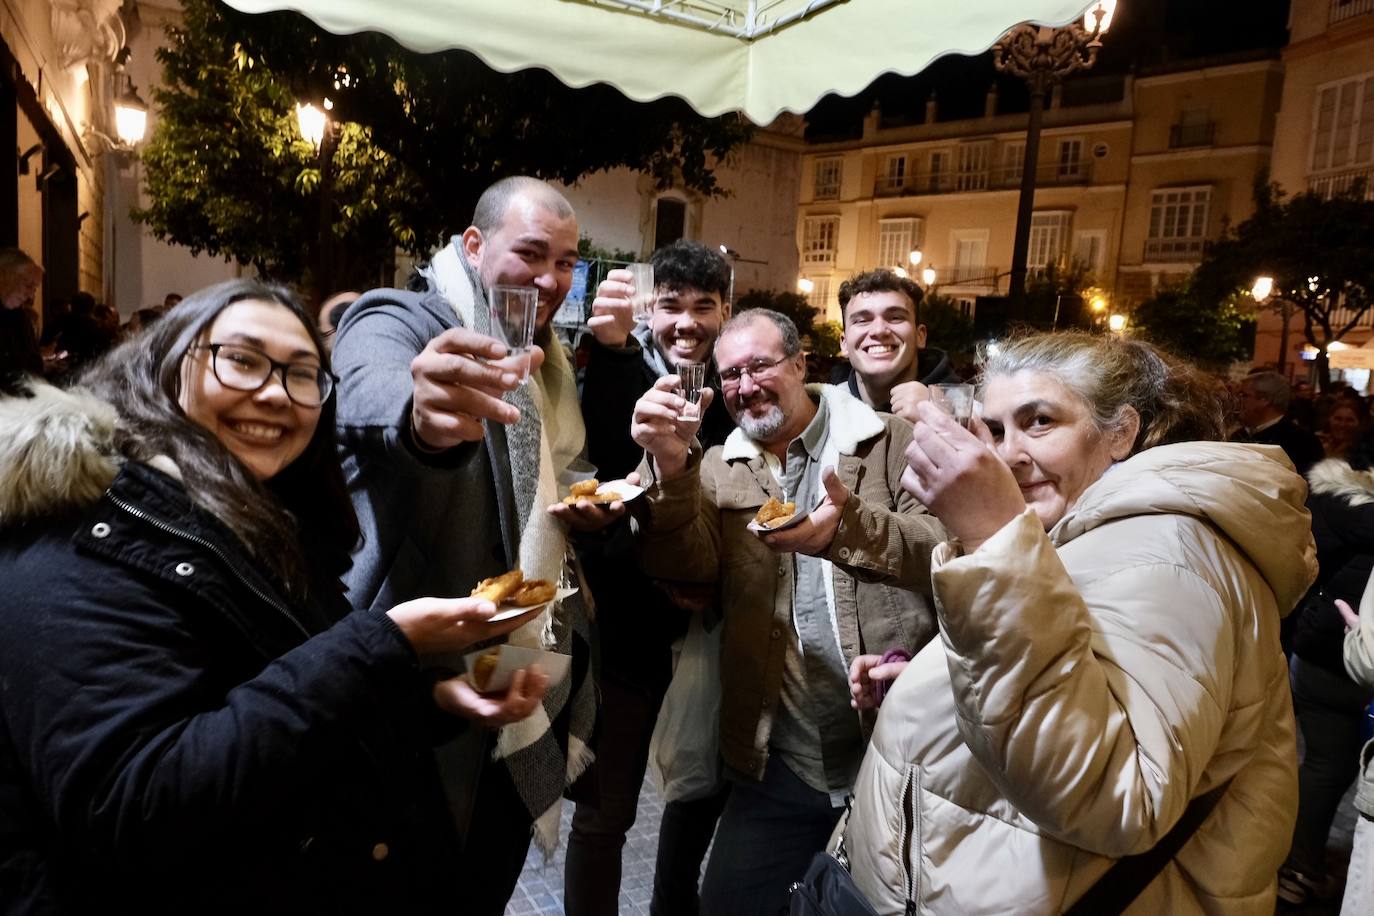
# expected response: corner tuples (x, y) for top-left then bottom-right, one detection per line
(508, 771), (667, 916)
(505, 774), (1362, 916)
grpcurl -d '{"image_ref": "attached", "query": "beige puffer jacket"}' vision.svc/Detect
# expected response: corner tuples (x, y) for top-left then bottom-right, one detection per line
(843, 442), (1317, 914)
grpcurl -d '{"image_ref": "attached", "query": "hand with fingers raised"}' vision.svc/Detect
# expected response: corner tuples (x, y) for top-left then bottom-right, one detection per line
(409, 327), (545, 450)
(900, 400), (1025, 553)
(586, 268), (638, 348)
(631, 374), (714, 481)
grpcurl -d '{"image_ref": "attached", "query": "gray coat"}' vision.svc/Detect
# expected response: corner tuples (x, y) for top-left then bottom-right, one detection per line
(332, 286), (520, 612)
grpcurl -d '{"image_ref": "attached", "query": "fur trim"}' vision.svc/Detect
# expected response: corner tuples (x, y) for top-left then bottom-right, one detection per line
(0, 381), (120, 523)
(1307, 458), (1374, 506)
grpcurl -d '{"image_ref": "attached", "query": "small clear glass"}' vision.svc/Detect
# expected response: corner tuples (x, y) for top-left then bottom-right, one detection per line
(627, 262), (656, 322)
(487, 285), (538, 385)
(676, 361), (707, 422)
(930, 383), (975, 429)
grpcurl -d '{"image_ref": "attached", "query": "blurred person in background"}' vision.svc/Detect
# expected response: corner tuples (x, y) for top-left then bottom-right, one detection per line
(1279, 425), (1374, 905)
(1319, 399), (1366, 462)
(0, 247), (43, 377)
(1237, 370), (1324, 475)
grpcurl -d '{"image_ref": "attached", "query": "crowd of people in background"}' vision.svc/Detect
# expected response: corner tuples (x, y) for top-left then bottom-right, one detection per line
(2, 178), (1374, 916)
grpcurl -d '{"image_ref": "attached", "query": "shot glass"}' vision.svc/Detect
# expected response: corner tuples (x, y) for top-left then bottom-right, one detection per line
(676, 361), (707, 422)
(627, 262), (656, 322)
(487, 285), (538, 385)
(930, 383), (975, 429)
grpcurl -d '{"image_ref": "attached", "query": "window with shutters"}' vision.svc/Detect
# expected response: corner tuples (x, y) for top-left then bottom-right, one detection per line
(877, 218), (919, 270)
(1057, 138), (1084, 179)
(814, 158), (842, 199)
(1145, 187), (1210, 261)
(957, 143), (990, 190)
(879, 155), (908, 193)
(1311, 74), (1374, 174)
(1028, 211), (1072, 269)
(803, 216), (839, 266)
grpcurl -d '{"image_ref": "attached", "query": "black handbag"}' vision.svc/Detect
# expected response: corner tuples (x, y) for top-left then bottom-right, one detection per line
(788, 846), (886, 916)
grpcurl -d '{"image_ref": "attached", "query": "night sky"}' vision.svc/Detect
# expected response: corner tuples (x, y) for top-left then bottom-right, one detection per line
(803, 0), (1293, 138)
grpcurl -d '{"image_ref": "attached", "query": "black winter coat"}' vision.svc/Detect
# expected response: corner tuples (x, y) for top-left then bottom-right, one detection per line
(577, 335), (734, 693)
(1295, 458), (1374, 678)
(0, 449), (460, 913)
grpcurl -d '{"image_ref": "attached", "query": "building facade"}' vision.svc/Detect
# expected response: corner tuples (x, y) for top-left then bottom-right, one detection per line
(795, 54), (1282, 327)
(1262, 0), (1374, 373)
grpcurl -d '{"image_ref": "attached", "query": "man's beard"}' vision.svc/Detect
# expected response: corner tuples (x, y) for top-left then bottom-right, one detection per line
(736, 398), (787, 441)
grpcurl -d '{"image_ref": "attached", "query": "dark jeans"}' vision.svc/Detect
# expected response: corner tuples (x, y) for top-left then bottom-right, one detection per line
(451, 756), (533, 916)
(653, 788), (731, 916)
(1289, 655), (1374, 874)
(700, 757), (844, 916)
(565, 674), (729, 916)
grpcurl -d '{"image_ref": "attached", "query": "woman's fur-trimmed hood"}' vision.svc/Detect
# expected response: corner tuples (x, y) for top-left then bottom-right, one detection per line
(0, 380), (121, 523)
(1307, 457), (1374, 506)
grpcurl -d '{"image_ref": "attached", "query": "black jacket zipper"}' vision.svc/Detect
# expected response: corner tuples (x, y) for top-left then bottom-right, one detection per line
(105, 492), (311, 640)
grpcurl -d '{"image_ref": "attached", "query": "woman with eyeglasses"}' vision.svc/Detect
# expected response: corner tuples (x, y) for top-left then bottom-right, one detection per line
(0, 279), (542, 914)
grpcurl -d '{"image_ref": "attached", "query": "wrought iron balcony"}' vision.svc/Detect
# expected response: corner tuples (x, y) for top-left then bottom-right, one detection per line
(1143, 236), (1206, 262)
(1169, 121), (1215, 148)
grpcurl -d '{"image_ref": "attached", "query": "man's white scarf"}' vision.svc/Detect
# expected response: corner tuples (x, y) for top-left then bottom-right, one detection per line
(429, 241), (595, 853)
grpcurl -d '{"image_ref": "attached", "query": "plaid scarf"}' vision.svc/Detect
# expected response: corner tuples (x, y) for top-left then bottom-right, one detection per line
(426, 243), (597, 855)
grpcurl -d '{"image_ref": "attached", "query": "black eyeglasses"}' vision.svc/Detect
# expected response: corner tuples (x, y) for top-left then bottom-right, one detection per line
(192, 343), (334, 407)
(718, 356), (789, 387)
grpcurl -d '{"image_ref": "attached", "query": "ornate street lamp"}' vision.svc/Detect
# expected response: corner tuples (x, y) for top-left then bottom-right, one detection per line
(994, 1), (1116, 305)
(113, 75), (148, 147)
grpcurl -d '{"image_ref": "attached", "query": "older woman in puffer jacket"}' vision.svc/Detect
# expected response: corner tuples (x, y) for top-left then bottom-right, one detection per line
(840, 333), (1316, 915)
(1337, 578), (1374, 916)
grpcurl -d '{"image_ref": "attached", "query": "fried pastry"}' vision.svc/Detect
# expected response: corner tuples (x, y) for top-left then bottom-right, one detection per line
(754, 497), (797, 528)
(471, 649), (500, 691)
(569, 479), (600, 497)
(507, 578), (556, 607)
(470, 569), (523, 603)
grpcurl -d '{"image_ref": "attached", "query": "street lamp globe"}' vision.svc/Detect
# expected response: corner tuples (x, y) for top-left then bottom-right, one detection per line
(296, 102), (327, 150)
(797, 277), (815, 294)
(1083, 0), (1118, 35)
(908, 249), (923, 267)
(893, 267), (909, 278)
(1108, 313), (1127, 333)
(921, 266), (937, 287)
(113, 78), (148, 147)
(1251, 276), (1274, 301)
(1090, 295), (1108, 313)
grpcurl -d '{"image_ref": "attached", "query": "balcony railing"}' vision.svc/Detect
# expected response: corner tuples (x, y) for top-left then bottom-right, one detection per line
(1169, 121), (1216, 148)
(802, 249), (835, 267)
(1143, 237), (1207, 262)
(1310, 168), (1374, 200)
(873, 161), (1092, 197)
(941, 265), (1002, 287)
(1332, 0), (1374, 24)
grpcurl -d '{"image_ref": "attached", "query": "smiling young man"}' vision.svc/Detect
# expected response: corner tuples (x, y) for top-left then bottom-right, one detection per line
(567, 239), (735, 916)
(837, 268), (957, 421)
(629, 308), (945, 916)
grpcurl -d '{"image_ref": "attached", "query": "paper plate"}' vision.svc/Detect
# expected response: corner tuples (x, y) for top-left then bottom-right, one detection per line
(489, 586), (579, 622)
(597, 478), (645, 502)
(463, 644), (573, 694)
(747, 508), (810, 534)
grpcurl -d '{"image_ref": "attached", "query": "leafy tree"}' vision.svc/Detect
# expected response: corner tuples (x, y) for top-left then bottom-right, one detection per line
(1130, 281), (1255, 368)
(921, 293), (977, 359)
(811, 320), (843, 359)
(135, 0), (752, 300)
(1024, 258), (1094, 330)
(734, 289), (819, 339)
(1193, 180), (1374, 386)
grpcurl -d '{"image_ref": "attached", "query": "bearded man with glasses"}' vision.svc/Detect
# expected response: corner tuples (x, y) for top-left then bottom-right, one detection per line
(629, 308), (945, 916)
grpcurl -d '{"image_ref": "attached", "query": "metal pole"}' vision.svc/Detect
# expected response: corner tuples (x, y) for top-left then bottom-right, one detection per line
(1008, 84), (1045, 305)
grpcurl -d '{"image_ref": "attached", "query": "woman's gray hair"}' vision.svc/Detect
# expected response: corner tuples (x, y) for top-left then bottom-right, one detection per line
(978, 331), (1227, 454)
